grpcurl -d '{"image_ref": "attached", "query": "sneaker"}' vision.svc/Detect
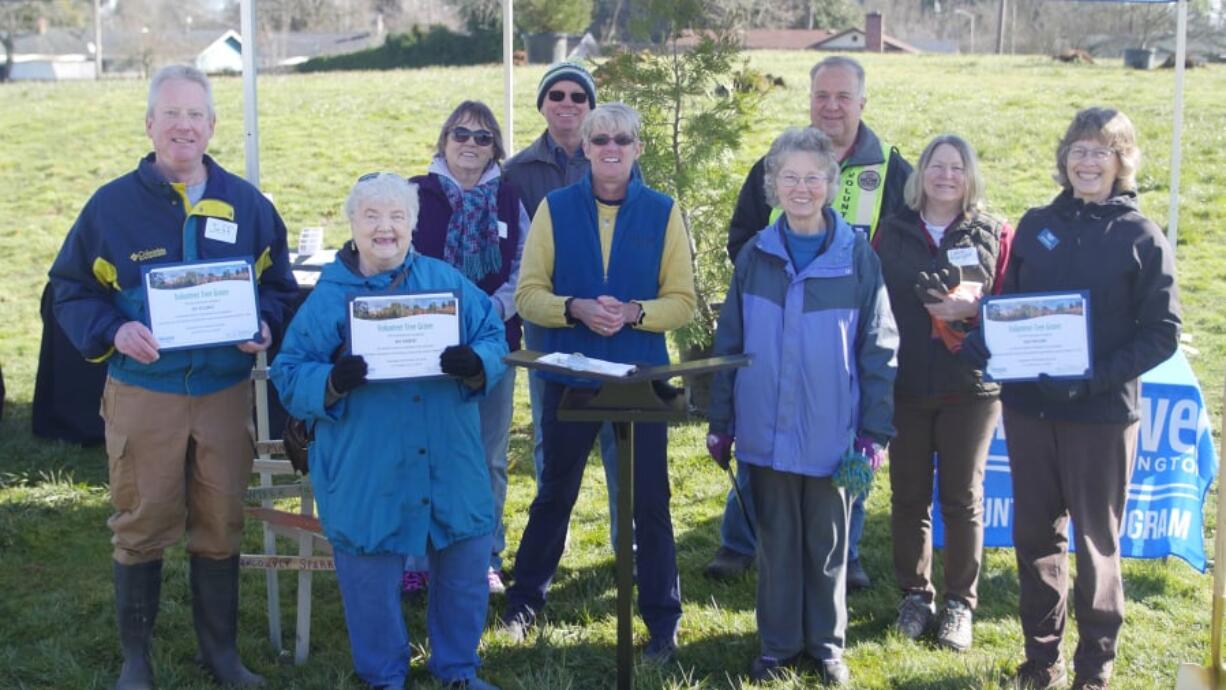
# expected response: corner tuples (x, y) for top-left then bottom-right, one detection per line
(895, 593), (935, 640)
(846, 559), (871, 591)
(1015, 659), (1067, 689)
(702, 546), (754, 580)
(401, 570), (428, 598)
(642, 635), (678, 665)
(487, 568), (506, 595)
(1071, 675), (1109, 689)
(818, 658), (850, 687)
(499, 607), (536, 643)
(748, 655), (792, 683)
(934, 599), (973, 651)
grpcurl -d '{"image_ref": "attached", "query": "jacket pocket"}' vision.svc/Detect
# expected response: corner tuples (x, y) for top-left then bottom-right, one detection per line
(105, 432), (139, 511)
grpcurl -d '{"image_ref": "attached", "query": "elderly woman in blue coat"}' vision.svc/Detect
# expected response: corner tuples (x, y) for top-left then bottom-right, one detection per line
(271, 172), (506, 690)
(707, 127), (898, 686)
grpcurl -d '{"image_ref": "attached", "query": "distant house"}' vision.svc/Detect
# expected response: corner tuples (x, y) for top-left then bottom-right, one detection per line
(195, 29), (243, 73)
(8, 26), (97, 81)
(675, 14), (920, 55)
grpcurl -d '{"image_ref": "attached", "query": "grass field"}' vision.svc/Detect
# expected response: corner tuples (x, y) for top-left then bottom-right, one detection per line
(1, 53), (1224, 689)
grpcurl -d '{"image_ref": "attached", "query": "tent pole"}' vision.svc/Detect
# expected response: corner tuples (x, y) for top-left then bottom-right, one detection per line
(240, 0), (260, 186)
(503, 0), (514, 151)
(1167, 0), (1186, 254)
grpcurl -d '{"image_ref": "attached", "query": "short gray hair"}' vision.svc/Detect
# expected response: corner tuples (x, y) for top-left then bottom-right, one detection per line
(147, 65), (215, 119)
(810, 56), (867, 99)
(580, 102), (641, 143)
(904, 134), (986, 214)
(763, 127), (840, 208)
(344, 172), (420, 229)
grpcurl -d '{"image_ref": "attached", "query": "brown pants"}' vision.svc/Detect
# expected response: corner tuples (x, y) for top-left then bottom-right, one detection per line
(889, 394), (999, 609)
(1003, 408), (1138, 681)
(102, 377), (256, 565)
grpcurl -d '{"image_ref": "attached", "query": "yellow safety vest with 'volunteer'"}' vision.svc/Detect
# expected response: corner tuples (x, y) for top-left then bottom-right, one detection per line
(770, 138), (891, 241)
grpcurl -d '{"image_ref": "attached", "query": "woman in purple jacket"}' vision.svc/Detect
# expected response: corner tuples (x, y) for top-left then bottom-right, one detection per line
(706, 127), (898, 686)
(404, 100), (531, 596)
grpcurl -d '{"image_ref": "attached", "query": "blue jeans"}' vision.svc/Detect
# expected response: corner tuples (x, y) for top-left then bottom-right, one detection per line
(481, 367), (517, 571)
(507, 381), (682, 640)
(527, 359), (620, 544)
(720, 464), (867, 564)
(333, 533), (493, 688)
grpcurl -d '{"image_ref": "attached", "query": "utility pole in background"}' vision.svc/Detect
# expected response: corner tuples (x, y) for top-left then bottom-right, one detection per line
(93, 0), (102, 78)
(995, 0), (1007, 53)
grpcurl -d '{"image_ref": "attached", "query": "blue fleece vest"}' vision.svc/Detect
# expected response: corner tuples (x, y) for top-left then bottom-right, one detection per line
(540, 174), (672, 386)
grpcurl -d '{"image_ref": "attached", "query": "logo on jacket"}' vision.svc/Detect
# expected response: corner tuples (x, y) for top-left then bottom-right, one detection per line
(857, 170), (881, 191)
(130, 247), (168, 262)
(1037, 228), (1060, 251)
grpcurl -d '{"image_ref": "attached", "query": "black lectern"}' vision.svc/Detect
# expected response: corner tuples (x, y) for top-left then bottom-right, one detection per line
(504, 350), (749, 690)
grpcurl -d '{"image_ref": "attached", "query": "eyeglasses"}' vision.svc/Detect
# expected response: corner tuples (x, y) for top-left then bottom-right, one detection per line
(547, 89), (589, 104)
(1067, 146), (1115, 162)
(778, 174), (828, 189)
(450, 126), (495, 147)
(925, 164), (966, 177)
(588, 133), (636, 147)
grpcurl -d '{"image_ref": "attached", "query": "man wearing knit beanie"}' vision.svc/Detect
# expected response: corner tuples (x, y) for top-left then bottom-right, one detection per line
(503, 60), (624, 559)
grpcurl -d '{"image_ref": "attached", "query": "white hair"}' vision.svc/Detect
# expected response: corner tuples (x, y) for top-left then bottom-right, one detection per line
(344, 172), (420, 228)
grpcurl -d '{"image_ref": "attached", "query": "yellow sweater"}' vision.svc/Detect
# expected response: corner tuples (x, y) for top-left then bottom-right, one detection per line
(515, 197), (696, 333)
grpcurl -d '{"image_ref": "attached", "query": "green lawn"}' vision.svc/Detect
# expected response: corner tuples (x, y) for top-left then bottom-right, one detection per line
(1, 53), (1223, 689)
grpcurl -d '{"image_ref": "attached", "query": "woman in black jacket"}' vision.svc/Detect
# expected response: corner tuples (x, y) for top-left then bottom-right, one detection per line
(972, 107), (1181, 690)
(875, 134), (1011, 652)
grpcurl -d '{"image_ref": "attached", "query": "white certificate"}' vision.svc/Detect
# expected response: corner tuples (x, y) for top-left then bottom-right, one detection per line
(349, 291), (461, 380)
(143, 258), (261, 351)
(981, 291), (1092, 382)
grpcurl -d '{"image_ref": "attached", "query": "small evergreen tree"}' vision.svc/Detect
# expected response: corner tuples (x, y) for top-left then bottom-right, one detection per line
(595, 1), (773, 353)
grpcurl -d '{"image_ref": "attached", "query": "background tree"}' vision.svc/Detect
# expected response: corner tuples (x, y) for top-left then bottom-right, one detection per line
(515, 0), (592, 34)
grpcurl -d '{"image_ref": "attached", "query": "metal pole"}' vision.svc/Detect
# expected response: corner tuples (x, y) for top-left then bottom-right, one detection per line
(614, 421), (635, 690)
(503, 0), (514, 151)
(995, 0), (1007, 54)
(240, 0), (260, 186)
(93, 0), (102, 78)
(1167, 0), (1187, 254)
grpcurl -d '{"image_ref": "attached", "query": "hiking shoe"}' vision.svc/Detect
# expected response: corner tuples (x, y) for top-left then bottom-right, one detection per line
(896, 593), (935, 640)
(642, 635), (678, 665)
(499, 607), (535, 643)
(487, 568), (506, 595)
(401, 570), (428, 599)
(1071, 675), (1109, 689)
(748, 655), (795, 683)
(934, 599), (973, 651)
(1015, 659), (1067, 689)
(702, 546), (754, 580)
(846, 559), (871, 591)
(818, 658), (850, 687)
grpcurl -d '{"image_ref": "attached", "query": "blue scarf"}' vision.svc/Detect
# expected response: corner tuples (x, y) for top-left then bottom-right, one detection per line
(439, 173), (502, 283)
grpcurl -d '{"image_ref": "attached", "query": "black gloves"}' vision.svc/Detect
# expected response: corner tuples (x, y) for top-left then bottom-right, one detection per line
(958, 328), (990, 370)
(1036, 373), (1090, 403)
(913, 267), (960, 305)
(329, 355), (368, 395)
(440, 345), (483, 378)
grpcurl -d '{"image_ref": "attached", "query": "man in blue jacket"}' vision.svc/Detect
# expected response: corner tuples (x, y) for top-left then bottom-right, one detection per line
(49, 65), (297, 690)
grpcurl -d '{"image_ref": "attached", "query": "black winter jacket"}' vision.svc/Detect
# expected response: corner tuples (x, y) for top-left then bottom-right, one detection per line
(1000, 189), (1181, 423)
(877, 207), (1009, 399)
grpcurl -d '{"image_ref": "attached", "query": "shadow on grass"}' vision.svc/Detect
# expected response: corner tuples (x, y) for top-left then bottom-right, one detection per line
(0, 401), (108, 488)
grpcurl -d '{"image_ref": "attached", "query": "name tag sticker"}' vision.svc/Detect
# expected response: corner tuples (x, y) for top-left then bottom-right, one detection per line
(497, 220), (508, 239)
(947, 247), (978, 266)
(204, 218), (239, 244)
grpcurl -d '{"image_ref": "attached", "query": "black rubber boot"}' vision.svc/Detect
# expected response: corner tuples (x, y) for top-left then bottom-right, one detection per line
(189, 555), (265, 687)
(114, 559), (162, 690)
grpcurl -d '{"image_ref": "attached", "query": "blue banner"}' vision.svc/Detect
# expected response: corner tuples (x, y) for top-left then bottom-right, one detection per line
(933, 350), (1217, 572)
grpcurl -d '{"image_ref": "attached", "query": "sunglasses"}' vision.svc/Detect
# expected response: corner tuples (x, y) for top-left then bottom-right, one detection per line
(588, 133), (636, 147)
(547, 89), (589, 104)
(450, 126), (495, 147)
